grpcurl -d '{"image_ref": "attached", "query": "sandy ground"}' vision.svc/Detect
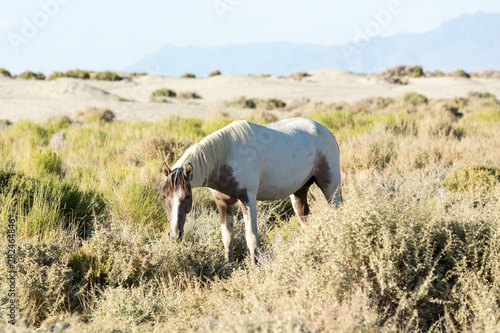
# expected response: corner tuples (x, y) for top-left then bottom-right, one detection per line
(1, 69), (499, 123)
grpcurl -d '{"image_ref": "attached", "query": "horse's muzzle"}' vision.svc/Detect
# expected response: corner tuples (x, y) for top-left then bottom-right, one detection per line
(168, 231), (183, 241)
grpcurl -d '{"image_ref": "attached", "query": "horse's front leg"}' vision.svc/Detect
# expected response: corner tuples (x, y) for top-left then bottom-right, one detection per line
(213, 196), (236, 263)
(238, 193), (259, 264)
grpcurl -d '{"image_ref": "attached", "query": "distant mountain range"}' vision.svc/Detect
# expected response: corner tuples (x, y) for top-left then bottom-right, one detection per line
(127, 12), (500, 77)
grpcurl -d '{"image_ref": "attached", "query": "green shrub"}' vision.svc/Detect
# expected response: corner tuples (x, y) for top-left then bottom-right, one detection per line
(382, 112), (418, 136)
(459, 108), (500, 133)
(75, 106), (116, 123)
(225, 96), (259, 109)
(105, 176), (167, 230)
(201, 118), (236, 135)
(0, 68), (11, 77)
(150, 89), (177, 103)
(66, 69), (91, 79)
(208, 70), (221, 77)
(311, 109), (395, 139)
(93, 71), (122, 81)
(68, 242), (113, 285)
(0, 171), (105, 240)
(468, 91), (496, 99)
(151, 89), (176, 98)
(433, 70), (445, 77)
(352, 96), (395, 112)
(401, 92), (428, 106)
(47, 71), (66, 80)
(158, 115), (205, 139)
(244, 99), (257, 109)
(441, 165), (500, 193)
(19, 148), (63, 176)
(247, 110), (278, 124)
(181, 73), (196, 79)
(0, 170), (37, 212)
(45, 116), (72, 134)
(8, 121), (50, 148)
(386, 65), (424, 78)
(127, 135), (190, 165)
(260, 74), (271, 78)
(409, 65), (424, 77)
(265, 98), (286, 109)
(468, 108), (500, 122)
(178, 91), (202, 99)
(447, 69), (470, 78)
(18, 71), (45, 80)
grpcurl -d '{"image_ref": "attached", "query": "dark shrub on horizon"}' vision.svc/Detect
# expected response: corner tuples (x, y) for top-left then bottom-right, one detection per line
(0, 68), (11, 77)
(447, 69), (470, 78)
(208, 70), (221, 77)
(93, 71), (122, 81)
(18, 71), (45, 80)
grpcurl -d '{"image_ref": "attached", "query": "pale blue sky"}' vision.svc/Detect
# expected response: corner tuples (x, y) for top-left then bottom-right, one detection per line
(1, 0), (499, 74)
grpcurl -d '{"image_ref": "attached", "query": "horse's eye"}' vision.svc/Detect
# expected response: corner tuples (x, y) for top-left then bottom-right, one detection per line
(186, 194), (191, 199)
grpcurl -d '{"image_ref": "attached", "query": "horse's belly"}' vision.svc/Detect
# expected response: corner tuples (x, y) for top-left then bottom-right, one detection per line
(256, 161), (315, 200)
(256, 188), (296, 201)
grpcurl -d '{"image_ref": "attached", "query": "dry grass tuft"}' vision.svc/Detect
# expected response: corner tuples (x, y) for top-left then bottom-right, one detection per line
(75, 106), (115, 123)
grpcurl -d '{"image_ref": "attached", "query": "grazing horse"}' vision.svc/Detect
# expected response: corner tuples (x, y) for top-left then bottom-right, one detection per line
(161, 118), (341, 263)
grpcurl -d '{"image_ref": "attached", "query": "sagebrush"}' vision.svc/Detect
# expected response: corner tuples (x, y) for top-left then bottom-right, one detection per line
(1, 92), (500, 332)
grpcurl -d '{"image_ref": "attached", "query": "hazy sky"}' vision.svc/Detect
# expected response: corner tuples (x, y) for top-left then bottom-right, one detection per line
(1, 0), (499, 74)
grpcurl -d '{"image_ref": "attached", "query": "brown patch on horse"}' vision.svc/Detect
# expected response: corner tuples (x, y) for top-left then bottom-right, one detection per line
(212, 191), (237, 203)
(215, 201), (231, 224)
(161, 180), (174, 214)
(314, 153), (332, 186)
(206, 164), (249, 204)
(213, 191), (237, 224)
(292, 177), (315, 223)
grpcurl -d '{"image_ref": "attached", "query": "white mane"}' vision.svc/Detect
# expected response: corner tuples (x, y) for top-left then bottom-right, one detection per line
(173, 120), (255, 178)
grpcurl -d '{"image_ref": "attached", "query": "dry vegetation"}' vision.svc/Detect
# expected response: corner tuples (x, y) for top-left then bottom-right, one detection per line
(0, 69), (123, 82)
(1, 91), (500, 332)
(225, 96), (287, 110)
(378, 65), (500, 85)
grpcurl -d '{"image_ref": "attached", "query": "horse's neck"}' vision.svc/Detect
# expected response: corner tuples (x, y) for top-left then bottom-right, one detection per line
(189, 148), (228, 189)
(191, 166), (208, 188)
(184, 127), (242, 188)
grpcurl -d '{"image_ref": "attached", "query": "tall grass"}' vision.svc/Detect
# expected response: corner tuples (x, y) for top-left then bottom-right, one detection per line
(1, 92), (500, 331)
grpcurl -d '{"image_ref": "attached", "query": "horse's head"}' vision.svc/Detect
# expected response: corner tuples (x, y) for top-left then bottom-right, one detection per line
(161, 162), (193, 240)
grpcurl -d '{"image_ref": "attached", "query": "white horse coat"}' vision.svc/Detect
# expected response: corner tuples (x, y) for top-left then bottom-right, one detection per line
(161, 118), (341, 263)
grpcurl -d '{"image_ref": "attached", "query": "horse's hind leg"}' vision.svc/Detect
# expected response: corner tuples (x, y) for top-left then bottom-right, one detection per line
(290, 177), (314, 226)
(316, 180), (342, 205)
(314, 153), (342, 205)
(213, 191), (237, 263)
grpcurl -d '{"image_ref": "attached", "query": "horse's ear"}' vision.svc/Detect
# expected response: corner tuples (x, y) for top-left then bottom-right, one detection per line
(162, 162), (171, 177)
(183, 163), (193, 180)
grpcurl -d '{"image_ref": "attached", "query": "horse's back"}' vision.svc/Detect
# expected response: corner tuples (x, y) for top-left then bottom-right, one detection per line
(241, 118), (340, 200)
(262, 118), (338, 154)
(264, 117), (327, 134)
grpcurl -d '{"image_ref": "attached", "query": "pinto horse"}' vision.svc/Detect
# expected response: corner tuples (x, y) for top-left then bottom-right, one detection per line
(161, 118), (341, 263)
